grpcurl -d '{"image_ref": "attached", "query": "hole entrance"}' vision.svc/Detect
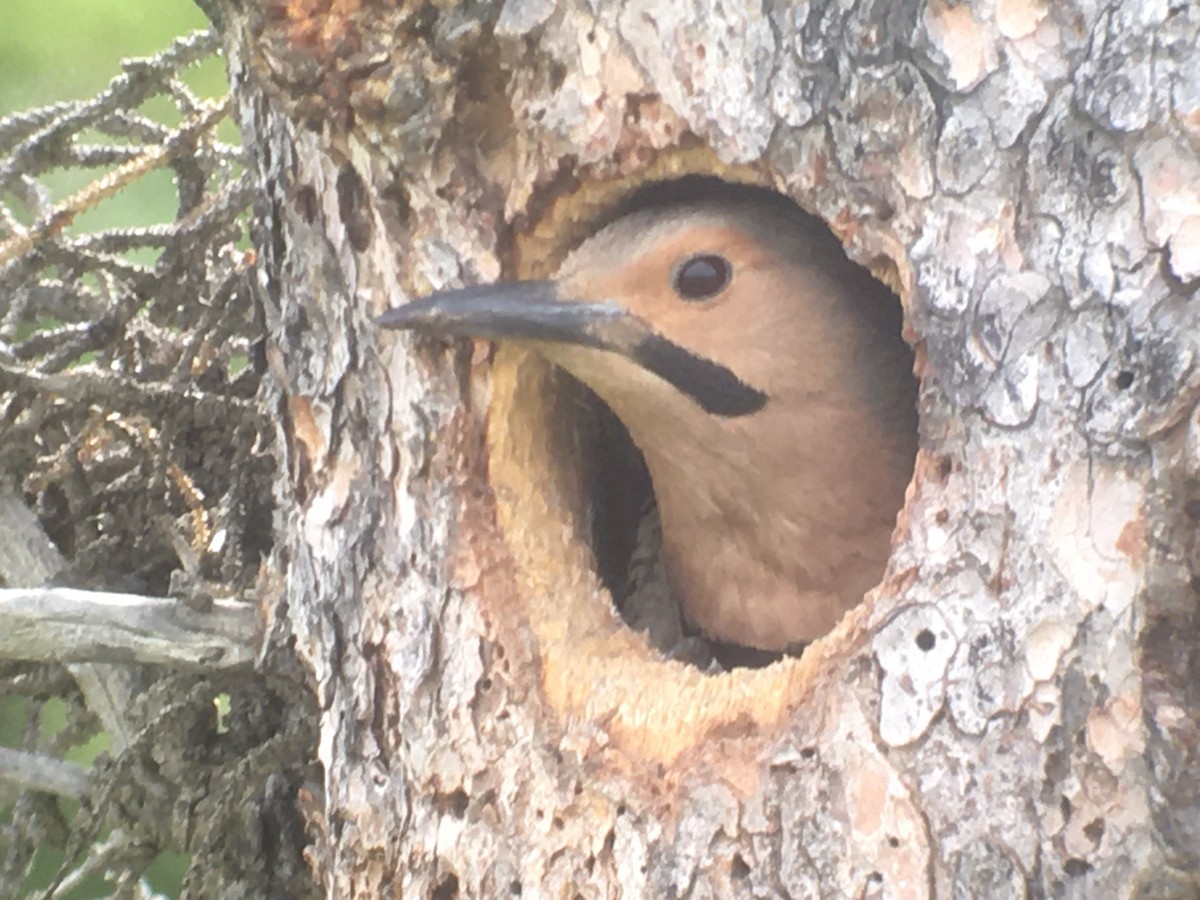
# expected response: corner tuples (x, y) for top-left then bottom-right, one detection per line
(529, 176), (920, 673)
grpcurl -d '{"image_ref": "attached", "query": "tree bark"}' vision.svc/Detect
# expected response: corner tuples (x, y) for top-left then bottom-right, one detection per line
(213, 0), (1200, 896)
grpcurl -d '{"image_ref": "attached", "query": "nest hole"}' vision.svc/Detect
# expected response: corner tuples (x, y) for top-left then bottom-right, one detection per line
(513, 176), (917, 673)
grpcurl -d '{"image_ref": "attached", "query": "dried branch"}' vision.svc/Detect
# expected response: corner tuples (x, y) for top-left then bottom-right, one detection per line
(0, 97), (231, 267)
(0, 588), (255, 669)
(0, 746), (93, 799)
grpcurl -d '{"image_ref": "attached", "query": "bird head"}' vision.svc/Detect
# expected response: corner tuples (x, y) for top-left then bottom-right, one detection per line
(378, 201), (888, 433)
(379, 198), (917, 649)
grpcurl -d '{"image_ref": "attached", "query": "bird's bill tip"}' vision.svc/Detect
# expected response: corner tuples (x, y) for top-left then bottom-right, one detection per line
(377, 281), (554, 331)
(376, 280), (633, 348)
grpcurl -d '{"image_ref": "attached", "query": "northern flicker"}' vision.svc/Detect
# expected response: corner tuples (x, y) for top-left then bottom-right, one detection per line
(379, 196), (918, 653)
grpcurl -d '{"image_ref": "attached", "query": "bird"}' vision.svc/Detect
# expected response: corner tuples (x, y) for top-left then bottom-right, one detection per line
(378, 193), (918, 654)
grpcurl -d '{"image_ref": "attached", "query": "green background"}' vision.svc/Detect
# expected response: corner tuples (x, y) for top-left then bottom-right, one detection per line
(0, 0), (230, 235)
(0, 0), (211, 115)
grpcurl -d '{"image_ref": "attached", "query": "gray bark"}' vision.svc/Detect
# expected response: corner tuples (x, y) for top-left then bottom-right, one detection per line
(215, 0), (1200, 896)
(0, 587), (254, 669)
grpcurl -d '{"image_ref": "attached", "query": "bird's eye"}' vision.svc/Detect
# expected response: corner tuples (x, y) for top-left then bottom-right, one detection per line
(672, 254), (732, 301)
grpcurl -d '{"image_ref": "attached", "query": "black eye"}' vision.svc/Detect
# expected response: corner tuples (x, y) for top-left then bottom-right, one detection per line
(672, 254), (731, 301)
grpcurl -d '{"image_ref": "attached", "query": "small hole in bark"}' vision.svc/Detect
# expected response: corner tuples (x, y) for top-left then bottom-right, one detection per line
(336, 165), (373, 253)
(731, 853), (751, 880)
(439, 789), (468, 818)
(1064, 858), (1092, 877)
(1184, 498), (1200, 521)
(866, 871), (883, 884)
(509, 881), (522, 895)
(432, 874), (459, 899)
(1114, 370), (1135, 390)
(887, 836), (900, 848)
(381, 178), (412, 225)
(915, 629), (936, 651)
(800, 746), (816, 760)
(295, 184), (319, 224)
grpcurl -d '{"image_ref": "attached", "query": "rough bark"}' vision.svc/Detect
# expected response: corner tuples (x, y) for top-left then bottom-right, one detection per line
(214, 0), (1199, 896)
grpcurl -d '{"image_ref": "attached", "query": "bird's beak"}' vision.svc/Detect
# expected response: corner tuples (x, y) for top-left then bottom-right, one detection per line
(377, 280), (768, 417)
(376, 281), (646, 356)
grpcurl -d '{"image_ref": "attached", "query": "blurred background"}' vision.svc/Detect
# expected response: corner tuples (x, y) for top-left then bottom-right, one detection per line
(2, 4), (229, 897)
(0, 0), (213, 114)
(0, 0), (229, 233)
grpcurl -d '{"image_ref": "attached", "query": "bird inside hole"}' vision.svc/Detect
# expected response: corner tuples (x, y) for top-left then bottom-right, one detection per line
(379, 188), (918, 670)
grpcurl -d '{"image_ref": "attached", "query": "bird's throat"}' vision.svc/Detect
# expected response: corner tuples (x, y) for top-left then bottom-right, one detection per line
(633, 402), (906, 651)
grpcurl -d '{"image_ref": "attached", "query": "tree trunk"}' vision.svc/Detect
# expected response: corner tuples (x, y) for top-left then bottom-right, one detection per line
(212, 0), (1200, 895)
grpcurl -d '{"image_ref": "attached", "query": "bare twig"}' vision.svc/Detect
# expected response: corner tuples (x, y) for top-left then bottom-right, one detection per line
(0, 97), (231, 268)
(37, 829), (154, 900)
(0, 488), (142, 751)
(0, 588), (255, 669)
(0, 746), (93, 799)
